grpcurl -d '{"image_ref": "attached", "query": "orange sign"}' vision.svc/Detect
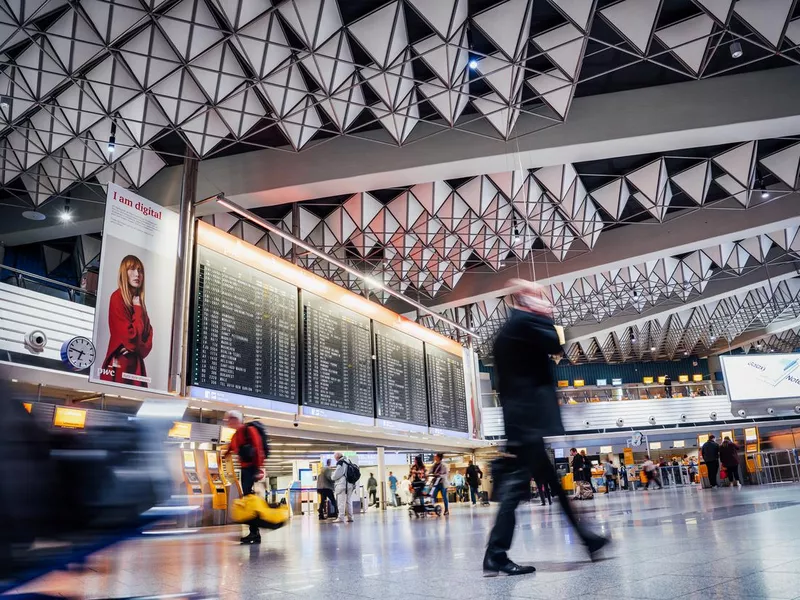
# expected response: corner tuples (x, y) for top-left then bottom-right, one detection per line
(23, 403), (32, 413)
(679, 375), (689, 383)
(623, 448), (634, 465)
(692, 374), (703, 382)
(658, 376), (666, 384)
(220, 426), (235, 443)
(168, 421), (192, 439)
(643, 377), (654, 384)
(573, 379), (585, 387)
(53, 406), (87, 429)
(557, 380), (569, 388)
(698, 434), (709, 446)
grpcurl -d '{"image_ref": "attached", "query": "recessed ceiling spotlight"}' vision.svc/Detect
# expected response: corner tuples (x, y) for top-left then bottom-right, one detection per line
(22, 210), (46, 221)
(60, 198), (72, 222)
(0, 95), (12, 111)
(650, 346), (656, 352)
(730, 41), (743, 59)
(468, 59), (478, 70)
(108, 121), (117, 153)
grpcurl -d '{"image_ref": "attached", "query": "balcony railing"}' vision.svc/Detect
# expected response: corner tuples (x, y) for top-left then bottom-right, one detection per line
(557, 381), (726, 404)
(0, 264), (95, 307)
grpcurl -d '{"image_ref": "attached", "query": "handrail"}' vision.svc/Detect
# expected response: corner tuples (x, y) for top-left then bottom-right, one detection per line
(0, 263), (95, 299)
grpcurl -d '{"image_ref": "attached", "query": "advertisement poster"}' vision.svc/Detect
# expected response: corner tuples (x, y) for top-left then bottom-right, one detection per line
(90, 183), (179, 393)
(721, 354), (800, 403)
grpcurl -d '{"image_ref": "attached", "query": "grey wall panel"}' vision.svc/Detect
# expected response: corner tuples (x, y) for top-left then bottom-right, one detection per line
(0, 283), (94, 362)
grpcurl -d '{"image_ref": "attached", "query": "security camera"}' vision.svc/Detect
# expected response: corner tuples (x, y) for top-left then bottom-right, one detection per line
(648, 416), (656, 425)
(766, 407), (775, 415)
(616, 418), (624, 427)
(737, 409), (747, 418)
(293, 416), (299, 428)
(679, 414), (687, 422)
(24, 330), (47, 353)
(794, 406), (800, 414)
(583, 420), (591, 428)
(709, 411), (717, 421)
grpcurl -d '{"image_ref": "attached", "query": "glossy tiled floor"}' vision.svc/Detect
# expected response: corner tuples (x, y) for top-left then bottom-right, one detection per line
(12, 485), (800, 599)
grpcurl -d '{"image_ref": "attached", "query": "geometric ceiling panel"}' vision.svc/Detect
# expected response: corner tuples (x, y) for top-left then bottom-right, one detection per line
(1, 0), (799, 231)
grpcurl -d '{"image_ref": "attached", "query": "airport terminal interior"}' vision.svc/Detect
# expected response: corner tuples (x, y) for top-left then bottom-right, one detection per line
(2, 0), (800, 598)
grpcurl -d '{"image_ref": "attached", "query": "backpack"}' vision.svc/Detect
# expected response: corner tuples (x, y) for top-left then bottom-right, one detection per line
(343, 459), (361, 485)
(239, 422), (270, 463)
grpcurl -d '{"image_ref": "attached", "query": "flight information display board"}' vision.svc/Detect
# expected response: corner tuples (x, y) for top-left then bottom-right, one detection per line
(425, 345), (469, 432)
(191, 246), (298, 403)
(303, 292), (373, 417)
(374, 323), (427, 426)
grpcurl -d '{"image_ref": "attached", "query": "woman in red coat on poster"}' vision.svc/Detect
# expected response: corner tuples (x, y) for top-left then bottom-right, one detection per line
(99, 255), (153, 387)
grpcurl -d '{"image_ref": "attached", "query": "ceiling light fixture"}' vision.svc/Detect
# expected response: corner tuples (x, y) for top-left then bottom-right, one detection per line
(468, 59), (478, 70)
(208, 195), (481, 340)
(108, 121), (117, 153)
(60, 198), (72, 222)
(758, 178), (769, 199)
(650, 346), (656, 352)
(730, 41), (743, 59)
(1, 66), (12, 112)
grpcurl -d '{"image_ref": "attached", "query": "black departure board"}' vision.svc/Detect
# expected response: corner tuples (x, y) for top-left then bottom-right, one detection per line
(425, 345), (468, 432)
(374, 323), (428, 426)
(303, 292), (373, 416)
(191, 246), (298, 403)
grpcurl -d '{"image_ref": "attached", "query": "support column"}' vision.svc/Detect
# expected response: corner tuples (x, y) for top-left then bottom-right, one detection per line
(169, 150), (199, 396)
(377, 446), (386, 510)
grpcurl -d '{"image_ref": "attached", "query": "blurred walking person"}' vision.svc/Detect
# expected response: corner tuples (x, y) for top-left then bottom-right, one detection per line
(483, 279), (609, 577)
(466, 460), (483, 505)
(642, 456), (662, 490)
(222, 410), (265, 544)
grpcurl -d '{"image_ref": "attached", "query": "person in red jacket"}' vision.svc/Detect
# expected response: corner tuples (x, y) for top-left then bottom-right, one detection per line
(222, 410), (265, 544)
(99, 255), (153, 387)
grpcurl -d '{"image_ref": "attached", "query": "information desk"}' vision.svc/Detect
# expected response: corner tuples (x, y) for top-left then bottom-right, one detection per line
(374, 322), (427, 427)
(191, 245), (298, 403)
(302, 292), (373, 417)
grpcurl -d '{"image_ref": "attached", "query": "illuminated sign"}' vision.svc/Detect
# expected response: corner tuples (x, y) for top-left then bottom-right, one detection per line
(596, 379), (607, 386)
(658, 376), (666, 384)
(643, 377), (654, 384)
(650, 442), (662, 450)
(745, 427), (758, 442)
(168, 421), (192, 439)
(53, 406), (86, 429)
(23, 403), (32, 413)
(623, 448), (634, 465)
(205, 452), (218, 469)
(612, 378), (622, 386)
(557, 380), (569, 388)
(721, 354), (800, 403)
(182, 450), (196, 469)
(698, 434), (709, 446)
(721, 430), (733, 441)
(600, 445), (613, 454)
(679, 375), (689, 383)
(574, 379), (585, 387)
(673, 440), (685, 448)
(220, 426), (235, 443)
(692, 374), (703, 382)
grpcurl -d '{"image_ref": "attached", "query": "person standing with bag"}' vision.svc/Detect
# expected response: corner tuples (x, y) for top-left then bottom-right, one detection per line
(719, 437), (742, 487)
(466, 460), (483, 505)
(483, 279), (609, 577)
(332, 452), (359, 523)
(222, 410), (266, 545)
(701, 434), (720, 488)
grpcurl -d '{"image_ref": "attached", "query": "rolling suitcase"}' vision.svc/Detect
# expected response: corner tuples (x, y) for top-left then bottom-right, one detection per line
(480, 490), (490, 506)
(573, 481), (594, 500)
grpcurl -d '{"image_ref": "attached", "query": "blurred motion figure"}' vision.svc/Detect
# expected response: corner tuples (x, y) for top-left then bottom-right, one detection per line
(483, 280), (609, 576)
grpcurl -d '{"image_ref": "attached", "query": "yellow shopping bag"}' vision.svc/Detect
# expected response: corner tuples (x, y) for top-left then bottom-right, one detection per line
(232, 494), (290, 530)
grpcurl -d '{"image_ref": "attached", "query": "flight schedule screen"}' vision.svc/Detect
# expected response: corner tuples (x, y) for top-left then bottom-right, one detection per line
(425, 345), (469, 432)
(374, 323), (428, 426)
(191, 246), (298, 403)
(302, 292), (373, 417)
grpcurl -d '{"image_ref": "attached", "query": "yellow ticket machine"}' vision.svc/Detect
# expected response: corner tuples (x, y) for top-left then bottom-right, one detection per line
(180, 449), (203, 495)
(744, 426), (760, 474)
(204, 451), (227, 511)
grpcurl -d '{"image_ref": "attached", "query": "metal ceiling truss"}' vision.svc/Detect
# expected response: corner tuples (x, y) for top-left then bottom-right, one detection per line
(0, 0), (799, 211)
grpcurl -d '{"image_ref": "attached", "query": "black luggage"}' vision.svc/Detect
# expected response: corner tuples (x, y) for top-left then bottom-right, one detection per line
(480, 490), (490, 506)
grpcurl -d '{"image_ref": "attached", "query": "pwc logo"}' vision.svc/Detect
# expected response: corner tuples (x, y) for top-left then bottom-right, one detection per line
(97, 367), (116, 377)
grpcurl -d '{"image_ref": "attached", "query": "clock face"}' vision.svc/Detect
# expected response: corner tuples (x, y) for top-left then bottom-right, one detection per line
(63, 337), (96, 371)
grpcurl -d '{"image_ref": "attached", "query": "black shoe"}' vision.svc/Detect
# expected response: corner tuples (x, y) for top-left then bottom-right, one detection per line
(540, 502), (546, 506)
(240, 533), (261, 545)
(585, 535), (610, 560)
(483, 557), (536, 577)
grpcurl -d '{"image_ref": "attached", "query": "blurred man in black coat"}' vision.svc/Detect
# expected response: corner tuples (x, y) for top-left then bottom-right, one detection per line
(483, 280), (610, 577)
